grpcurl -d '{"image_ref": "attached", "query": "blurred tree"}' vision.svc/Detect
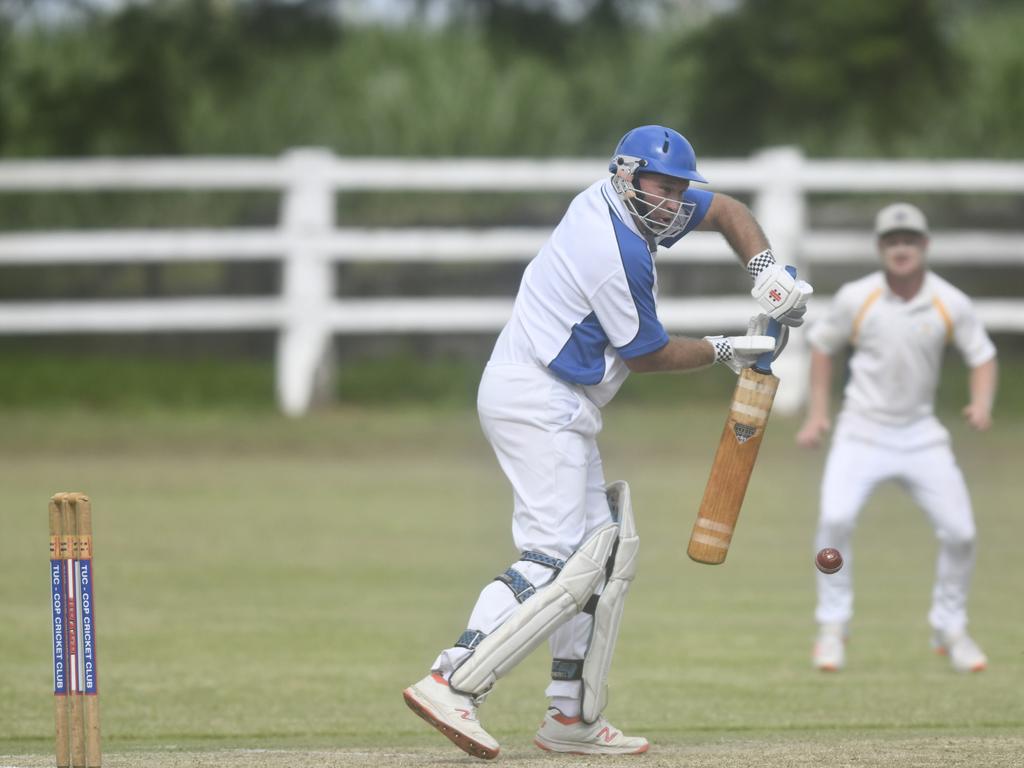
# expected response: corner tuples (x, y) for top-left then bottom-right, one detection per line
(684, 0), (958, 155)
(931, 2), (1024, 158)
(460, 0), (575, 62)
(0, 0), (1018, 159)
(237, 0), (338, 48)
(451, 0), (639, 64)
(0, 17), (9, 151)
(2, 0), (339, 155)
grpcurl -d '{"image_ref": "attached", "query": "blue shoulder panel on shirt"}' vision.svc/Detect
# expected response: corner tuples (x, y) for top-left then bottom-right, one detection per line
(547, 198), (672, 385)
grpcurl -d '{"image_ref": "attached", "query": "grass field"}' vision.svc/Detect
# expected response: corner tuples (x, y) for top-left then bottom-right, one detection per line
(1, 402), (1022, 767)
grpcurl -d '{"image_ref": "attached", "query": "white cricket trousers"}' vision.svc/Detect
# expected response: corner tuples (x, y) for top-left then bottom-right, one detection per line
(432, 363), (614, 701)
(815, 415), (977, 635)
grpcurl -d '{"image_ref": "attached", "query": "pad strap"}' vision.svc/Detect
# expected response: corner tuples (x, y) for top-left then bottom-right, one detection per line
(496, 568), (536, 603)
(551, 658), (584, 681)
(521, 550), (566, 571)
(454, 629), (487, 650)
(495, 551), (566, 603)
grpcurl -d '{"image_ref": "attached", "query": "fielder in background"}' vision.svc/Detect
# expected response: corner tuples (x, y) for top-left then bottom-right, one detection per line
(796, 202), (998, 673)
(403, 124), (813, 759)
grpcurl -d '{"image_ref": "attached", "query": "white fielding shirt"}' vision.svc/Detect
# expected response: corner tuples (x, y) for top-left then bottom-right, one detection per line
(490, 178), (712, 407)
(808, 270), (996, 430)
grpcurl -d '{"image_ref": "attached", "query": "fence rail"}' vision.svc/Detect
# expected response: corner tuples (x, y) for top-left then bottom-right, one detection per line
(2, 148), (1023, 415)
(3, 228), (1023, 265)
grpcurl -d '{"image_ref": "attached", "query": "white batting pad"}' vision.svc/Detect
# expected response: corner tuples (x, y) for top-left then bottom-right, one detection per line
(581, 480), (640, 723)
(449, 523), (619, 698)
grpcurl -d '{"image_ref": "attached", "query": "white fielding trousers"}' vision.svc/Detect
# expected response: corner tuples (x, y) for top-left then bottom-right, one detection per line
(433, 363), (614, 701)
(815, 413), (977, 635)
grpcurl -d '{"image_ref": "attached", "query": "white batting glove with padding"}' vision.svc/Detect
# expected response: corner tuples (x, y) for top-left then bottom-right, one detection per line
(747, 252), (813, 327)
(704, 315), (778, 375)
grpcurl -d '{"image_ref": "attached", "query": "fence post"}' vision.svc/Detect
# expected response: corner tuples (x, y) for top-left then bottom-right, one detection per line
(277, 148), (336, 416)
(751, 146), (808, 415)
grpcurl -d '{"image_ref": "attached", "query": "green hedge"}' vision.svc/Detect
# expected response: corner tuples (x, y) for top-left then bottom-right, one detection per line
(0, 354), (274, 410)
(1, 352), (1019, 416)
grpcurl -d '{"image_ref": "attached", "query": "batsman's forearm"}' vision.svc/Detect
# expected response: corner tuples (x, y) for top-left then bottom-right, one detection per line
(698, 194), (772, 267)
(625, 336), (715, 373)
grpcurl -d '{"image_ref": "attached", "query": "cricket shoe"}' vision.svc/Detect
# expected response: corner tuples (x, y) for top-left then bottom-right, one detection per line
(932, 629), (987, 672)
(402, 672), (499, 759)
(813, 622), (846, 671)
(534, 709), (649, 755)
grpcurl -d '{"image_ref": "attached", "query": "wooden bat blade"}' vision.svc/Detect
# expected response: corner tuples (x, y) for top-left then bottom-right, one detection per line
(688, 367), (779, 564)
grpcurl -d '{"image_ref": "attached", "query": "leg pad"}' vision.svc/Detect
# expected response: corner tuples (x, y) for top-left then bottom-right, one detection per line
(449, 523), (619, 697)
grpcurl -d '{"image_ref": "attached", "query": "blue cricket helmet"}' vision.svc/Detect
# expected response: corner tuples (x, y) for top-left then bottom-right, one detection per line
(608, 125), (707, 184)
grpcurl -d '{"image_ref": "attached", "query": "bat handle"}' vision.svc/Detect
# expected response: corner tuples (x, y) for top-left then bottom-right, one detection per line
(753, 265), (797, 374)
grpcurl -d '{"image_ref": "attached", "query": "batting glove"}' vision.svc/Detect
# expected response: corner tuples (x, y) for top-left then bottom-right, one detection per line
(747, 251), (813, 327)
(704, 315), (778, 375)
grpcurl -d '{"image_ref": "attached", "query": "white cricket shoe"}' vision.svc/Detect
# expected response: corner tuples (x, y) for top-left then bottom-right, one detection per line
(534, 709), (649, 755)
(932, 629), (987, 672)
(813, 622), (846, 671)
(402, 672), (499, 759)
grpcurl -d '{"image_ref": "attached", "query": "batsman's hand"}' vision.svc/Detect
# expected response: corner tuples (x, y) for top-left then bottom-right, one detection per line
(751, 263), (813, 326)
(704, 316), (777, 375)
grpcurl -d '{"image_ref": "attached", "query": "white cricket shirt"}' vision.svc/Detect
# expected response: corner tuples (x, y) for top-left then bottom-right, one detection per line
(808, 270), (996, 427)
(489, 178), (712, 407)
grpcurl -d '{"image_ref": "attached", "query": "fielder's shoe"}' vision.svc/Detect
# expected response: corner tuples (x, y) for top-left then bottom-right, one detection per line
(813, 622), (846, 671)
(402, 672), (499, 760)
(932, 629), (987, 672)
(534, 709), (649, 755)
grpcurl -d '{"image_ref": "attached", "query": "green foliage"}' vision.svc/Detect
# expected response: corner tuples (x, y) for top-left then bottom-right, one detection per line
(923, 4), (1024, 158)
(334, 354), (482, 406)
(0, 351), (274, 409)
(1, 0), (338, 156)
(2, 1), (1020, 159)
(4, 350), (1022, 416)
(2, 0), (1015, 159)
(180, 24), (692, 157)
(685, 0), (957, 154)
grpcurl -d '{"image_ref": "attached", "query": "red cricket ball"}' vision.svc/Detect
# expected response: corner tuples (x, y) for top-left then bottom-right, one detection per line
(815, 547), (843, 574)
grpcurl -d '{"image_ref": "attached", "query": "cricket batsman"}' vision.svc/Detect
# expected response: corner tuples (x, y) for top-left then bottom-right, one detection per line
(403, 125), (813, 758)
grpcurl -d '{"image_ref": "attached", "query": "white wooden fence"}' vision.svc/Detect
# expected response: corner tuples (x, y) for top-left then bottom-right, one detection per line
(1, 147), (1023, 415)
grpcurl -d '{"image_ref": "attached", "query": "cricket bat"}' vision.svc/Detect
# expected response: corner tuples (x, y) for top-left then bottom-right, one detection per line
(687, 268), (794, 565)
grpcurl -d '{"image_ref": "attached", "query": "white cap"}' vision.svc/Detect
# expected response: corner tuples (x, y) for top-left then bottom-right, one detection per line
(875, 203), (928, 236)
